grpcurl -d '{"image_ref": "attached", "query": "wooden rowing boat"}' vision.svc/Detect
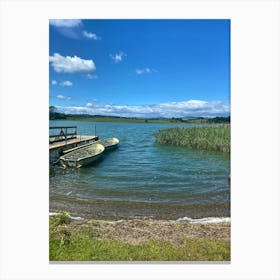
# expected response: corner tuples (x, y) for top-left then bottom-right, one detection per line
(60, 143), (105, 168)
(95, 137), (119, 151)
(62, 137), (119, 155)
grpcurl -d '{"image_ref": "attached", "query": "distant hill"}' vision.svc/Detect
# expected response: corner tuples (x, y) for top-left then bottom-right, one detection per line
(49, 105), (230, 123)
(181, 116), (230, 124)
(49, 111), (230, 124)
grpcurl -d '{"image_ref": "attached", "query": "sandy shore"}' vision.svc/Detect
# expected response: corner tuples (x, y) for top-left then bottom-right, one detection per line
(49, 193), (230, 220)
(63, 217), (230, 246)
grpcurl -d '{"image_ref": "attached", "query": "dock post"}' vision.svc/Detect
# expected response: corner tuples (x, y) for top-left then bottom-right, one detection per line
(65, 127), (67, 145)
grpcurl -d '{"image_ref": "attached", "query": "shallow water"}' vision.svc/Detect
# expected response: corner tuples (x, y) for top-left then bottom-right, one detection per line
(49, 121), (230, 219)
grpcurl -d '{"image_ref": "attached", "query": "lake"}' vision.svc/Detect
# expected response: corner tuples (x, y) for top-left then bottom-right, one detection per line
(49, 120), (230, 220)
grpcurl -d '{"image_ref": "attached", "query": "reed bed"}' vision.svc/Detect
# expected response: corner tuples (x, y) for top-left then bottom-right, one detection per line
(155, 124), (230, 153)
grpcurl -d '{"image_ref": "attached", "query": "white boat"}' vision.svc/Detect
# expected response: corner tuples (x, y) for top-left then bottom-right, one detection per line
(95, 137), (119, 151)
(60, 143), (105, 168)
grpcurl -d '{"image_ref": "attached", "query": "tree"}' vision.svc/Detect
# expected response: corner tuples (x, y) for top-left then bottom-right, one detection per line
(49, 106), (56, 113)
(49, 106), (57, 120)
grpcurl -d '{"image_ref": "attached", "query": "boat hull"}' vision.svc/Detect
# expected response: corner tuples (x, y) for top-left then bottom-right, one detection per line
(60, 143), (105, 168)
(95, 137), (119, 151)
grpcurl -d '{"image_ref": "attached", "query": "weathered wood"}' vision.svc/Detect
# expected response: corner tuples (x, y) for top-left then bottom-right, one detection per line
(49, 134), (76, 138)
(49, 135), (99, 164)
(49, 135), (98, 150)
(62, 141), (97, 154)
(49, 126), (77, 129)
(49, 126), (77, 143)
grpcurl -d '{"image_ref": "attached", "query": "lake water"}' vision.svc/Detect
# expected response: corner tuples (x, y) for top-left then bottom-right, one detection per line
(49, 120), (230, 220)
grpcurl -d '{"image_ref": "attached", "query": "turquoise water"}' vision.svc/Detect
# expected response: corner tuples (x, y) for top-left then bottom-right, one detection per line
(49, 121), (230, 220)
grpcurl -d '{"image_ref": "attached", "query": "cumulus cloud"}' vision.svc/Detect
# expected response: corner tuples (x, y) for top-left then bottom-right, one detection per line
(50, 20), (102, 41)
(59, 80), (73, 87)
(56, 99), (230, 118)
(136, 68), (150, 75)
(49, 53), (96, 73)
(135, 68), (157, 75)
(83, 31), (101, 40)
(85, 98), (98, 107)
(49, 19), (83, 39)
(110, 51), (126, 63)
(55, 94), (71, 101)
(86, 73), (98, 79)
(51, 80), (57, 85)
(49, 19), (82, 28)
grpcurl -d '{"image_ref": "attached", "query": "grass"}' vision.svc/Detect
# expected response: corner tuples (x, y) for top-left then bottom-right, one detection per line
(155, 124), (230, 153)
(49, 213), (230, 261)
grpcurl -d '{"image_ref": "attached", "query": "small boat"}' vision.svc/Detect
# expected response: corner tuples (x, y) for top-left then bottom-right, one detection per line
(60, 143), (105, 168)
(95, 137), (119, 151)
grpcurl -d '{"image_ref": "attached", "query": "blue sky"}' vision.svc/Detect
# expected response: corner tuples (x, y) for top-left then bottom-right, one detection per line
(49, 19), (230, 118)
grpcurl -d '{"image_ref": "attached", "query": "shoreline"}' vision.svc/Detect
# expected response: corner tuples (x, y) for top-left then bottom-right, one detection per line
(49, 194), (230, 221)
(50, 212), (230, 246)
(49, 212), (230, 261)
(50, 209), (230, 223)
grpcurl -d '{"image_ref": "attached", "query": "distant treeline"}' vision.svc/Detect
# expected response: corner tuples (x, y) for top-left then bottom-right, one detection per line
(49, 106), (230, 123)
(169, 116), (230, 124)
(49, 112), (67, 120)
(49, 106), (66, 120)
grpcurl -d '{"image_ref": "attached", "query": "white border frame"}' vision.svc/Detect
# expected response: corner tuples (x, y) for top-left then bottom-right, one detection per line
(1, 0), (279, 279)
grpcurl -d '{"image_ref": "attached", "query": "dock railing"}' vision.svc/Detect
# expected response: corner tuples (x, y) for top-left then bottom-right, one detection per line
(49, 126), (77, 144)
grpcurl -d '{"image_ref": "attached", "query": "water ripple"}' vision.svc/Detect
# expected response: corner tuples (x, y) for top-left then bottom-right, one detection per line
(50, 121), (230, 217)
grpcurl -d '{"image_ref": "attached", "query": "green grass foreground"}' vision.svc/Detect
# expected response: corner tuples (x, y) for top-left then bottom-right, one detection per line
(155, 124), (230, 153)
(49, 213), (230, 261)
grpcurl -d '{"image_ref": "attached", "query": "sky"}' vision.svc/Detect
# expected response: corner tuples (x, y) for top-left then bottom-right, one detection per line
(49, 19), (230, 118)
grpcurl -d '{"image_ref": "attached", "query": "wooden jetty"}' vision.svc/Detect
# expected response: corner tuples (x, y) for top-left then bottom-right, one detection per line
(49, 126), (98, 164)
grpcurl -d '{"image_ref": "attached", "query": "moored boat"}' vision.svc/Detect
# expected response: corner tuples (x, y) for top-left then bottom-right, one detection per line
(60, 143), (105, 168)
(95, 137), (119, 151)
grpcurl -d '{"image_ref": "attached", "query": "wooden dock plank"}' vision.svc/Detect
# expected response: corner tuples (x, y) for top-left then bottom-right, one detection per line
(49, 135), (98, 150)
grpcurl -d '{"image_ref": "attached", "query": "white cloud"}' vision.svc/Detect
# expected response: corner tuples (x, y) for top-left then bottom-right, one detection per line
(49, 20), (82, 39)
(136, 68), (157, 75)
(50, 20), (102, 41)
(59, 80), (73, 87)
(49, 53), (96, 73)
(86, 99), (98, 107)
(55, 94), (71, 101)
(49, 19), (82, 28)
(51, 80), (57, 85)
(55, 99), (230, 118)
(83, 31), (100, 40)
(110, 51), (126, 63)
(86, 73), (98, 79)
